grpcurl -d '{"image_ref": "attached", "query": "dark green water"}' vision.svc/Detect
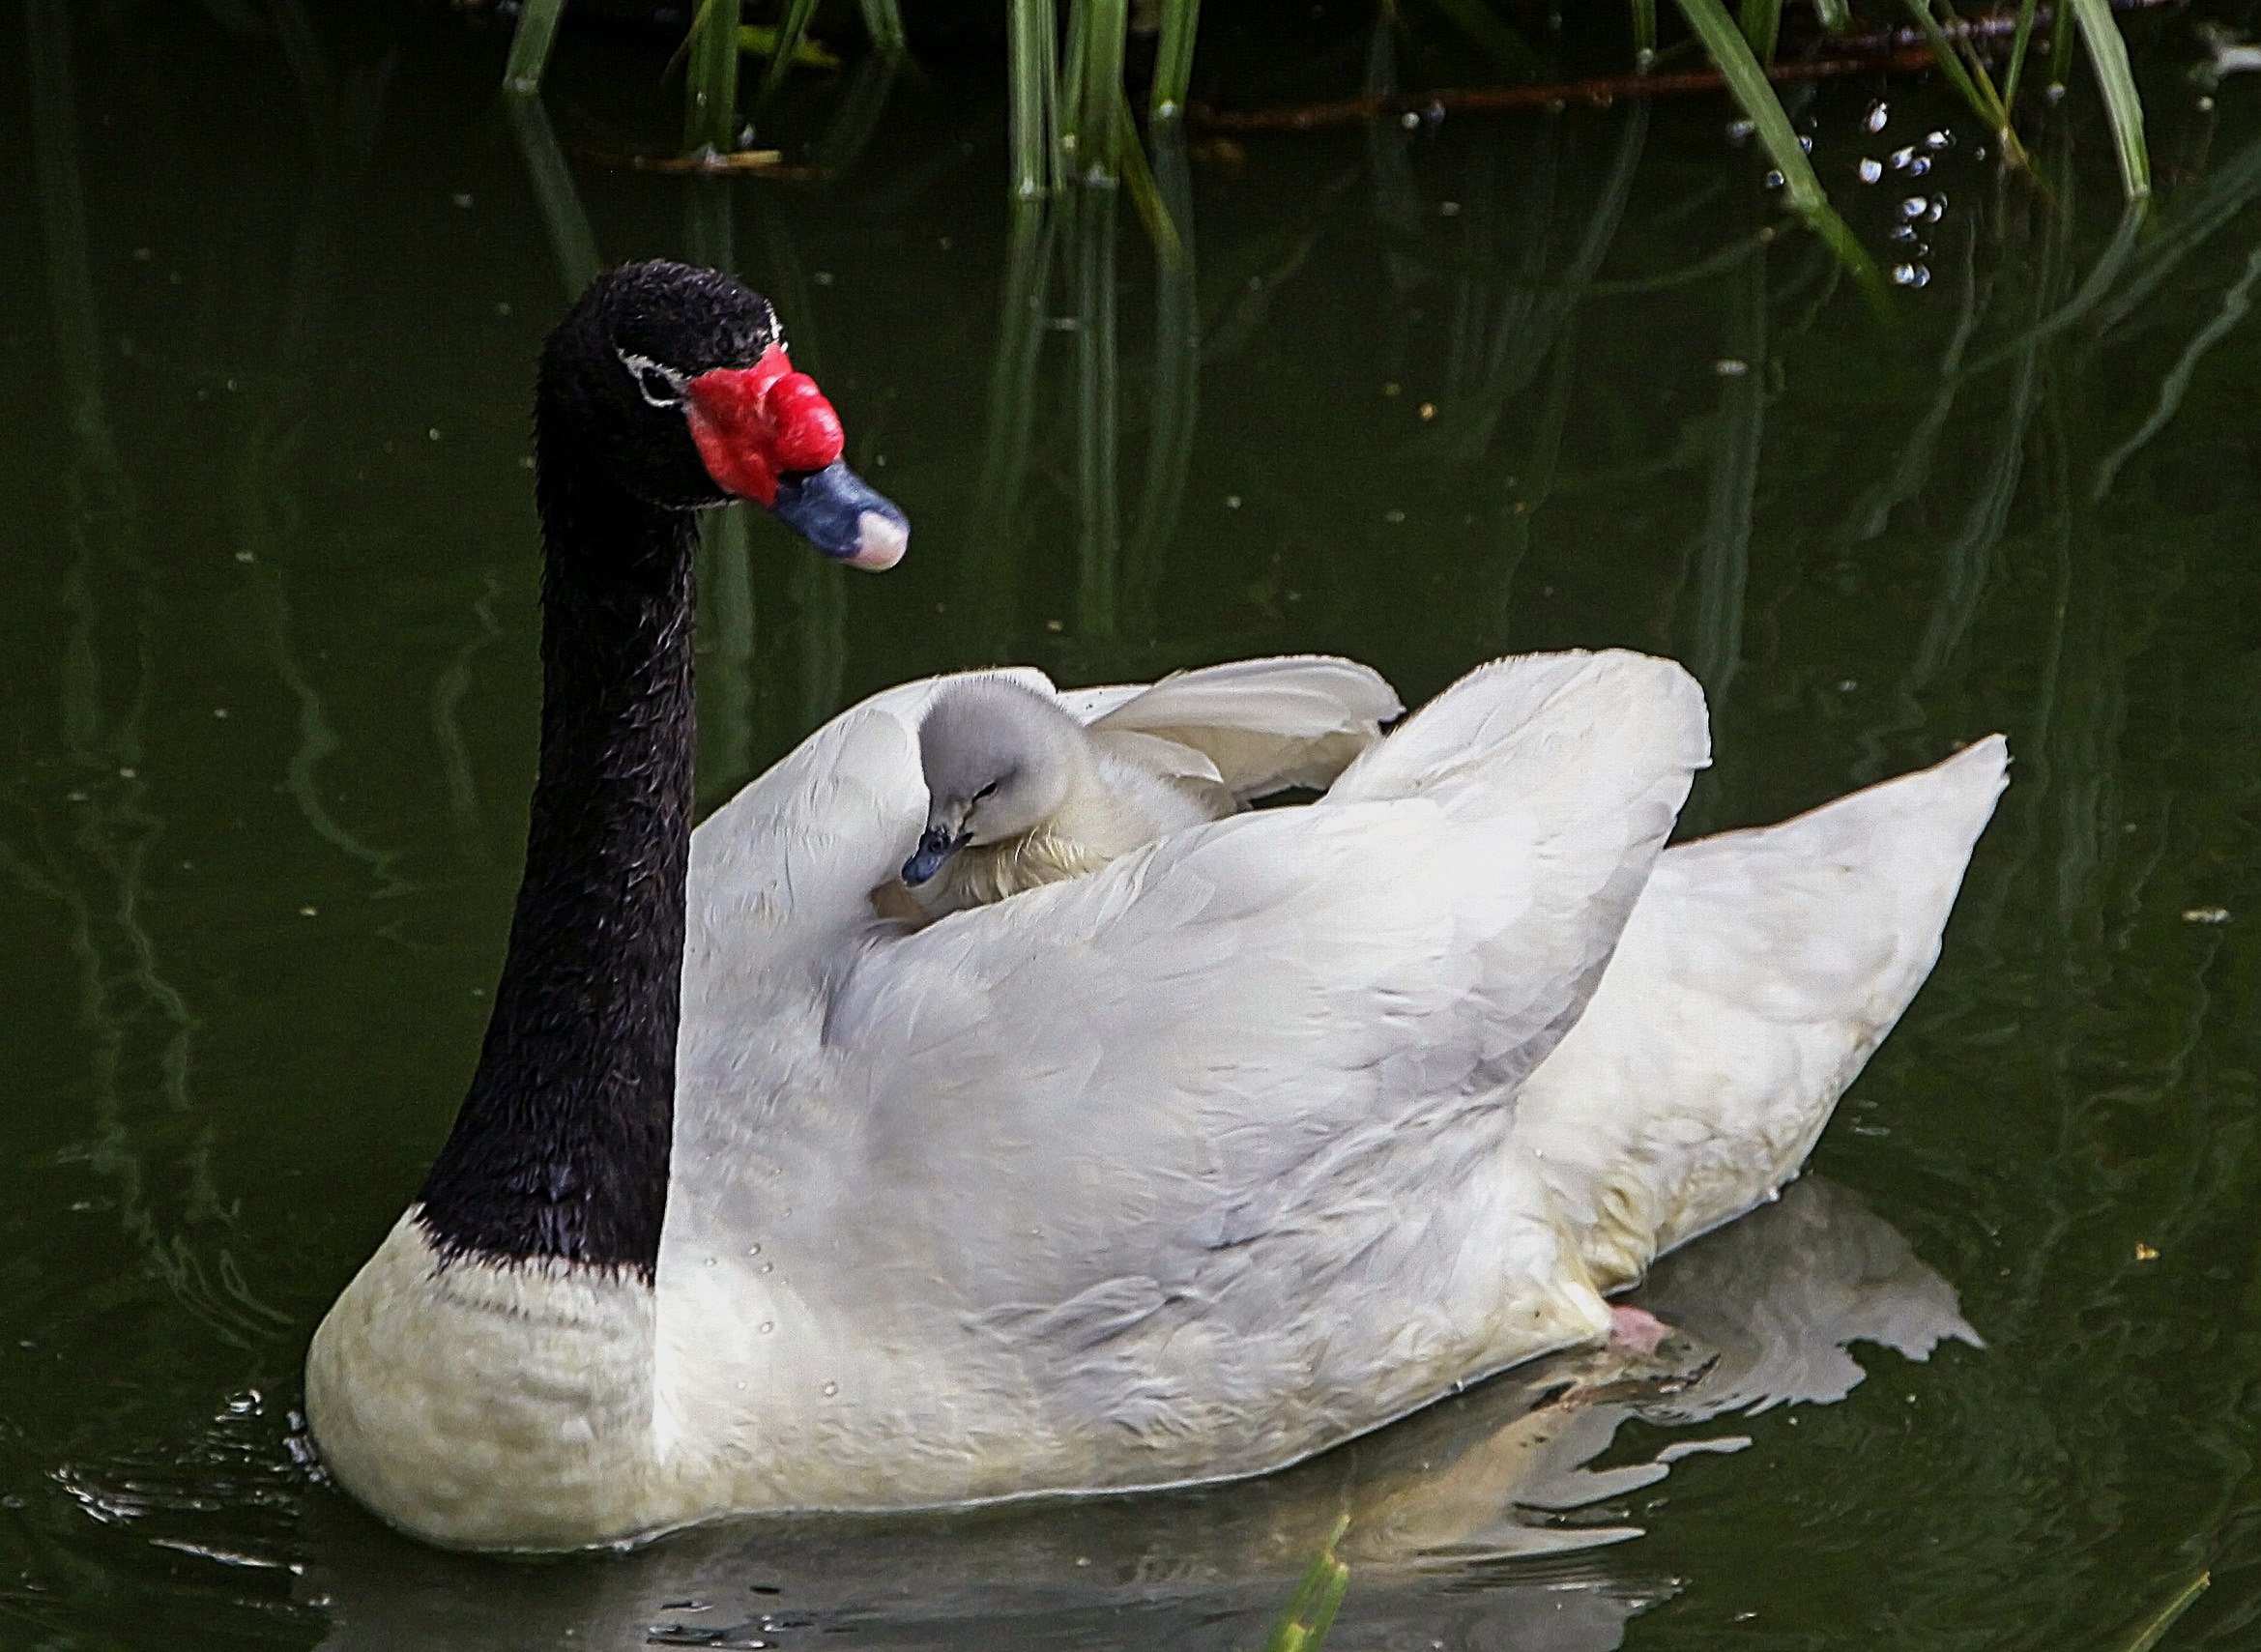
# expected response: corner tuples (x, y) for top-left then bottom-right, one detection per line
(6, 5), (2261, 1647)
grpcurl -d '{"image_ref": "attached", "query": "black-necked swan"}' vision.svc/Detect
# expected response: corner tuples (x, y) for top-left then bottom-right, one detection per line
(304, 259), (2008, 1552)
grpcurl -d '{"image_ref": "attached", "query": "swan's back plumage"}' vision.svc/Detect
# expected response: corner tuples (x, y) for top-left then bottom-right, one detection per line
(667, 651), (1713, 1504)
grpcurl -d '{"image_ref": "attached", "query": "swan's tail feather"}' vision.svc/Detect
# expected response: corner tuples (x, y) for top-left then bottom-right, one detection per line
(1512, 736), (2009, 1294)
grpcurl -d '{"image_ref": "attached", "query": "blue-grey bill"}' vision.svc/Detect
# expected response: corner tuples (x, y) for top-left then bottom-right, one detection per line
(901, 827), (965, 887)
(769, 459), (909, 569)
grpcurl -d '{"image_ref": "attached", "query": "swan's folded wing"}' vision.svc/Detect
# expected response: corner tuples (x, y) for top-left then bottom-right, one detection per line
(814, 653), (1708, 1377)
(1089, 655), (1405, 801)
(1513, 735), (2010, 1294)
(681, 667), (1058, 990)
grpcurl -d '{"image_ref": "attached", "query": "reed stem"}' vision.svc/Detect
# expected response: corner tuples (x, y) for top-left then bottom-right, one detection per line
(503, 0), (567, 94)
(683, 0), (745, 155)
(1151, 0), (1203, 119)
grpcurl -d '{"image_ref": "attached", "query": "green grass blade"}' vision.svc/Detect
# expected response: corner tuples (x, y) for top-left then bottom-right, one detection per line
(2002, 0), (2041, 115)
(1898, 2), (2001, 126)
(1073, 0), (1131, 181)
(1811, 0), (1851, 32)
(1739, 0), (1781, 63)
(1423, 0), (1545, 74)
(1672, 0), (1888, 312)
(2069, 0), (2150, 201)
(2119, 1573), (2210, 1652)
(1058, 0), (1090, 179)
(855, 0), (908, 55)
(1631, 0), (1658, 58)
(755, 0), (821, 114)
(684, 0), (746, 153)
(1114, 83), (1180, 258)
(1007, 0), (1057, 197)
(505, 95), (601, 298)
(503, 0), (566, 94)
(1150, 0), (1202, 119)
(1265, 1515), (1351, 1652)
(736, 25), (838, 68)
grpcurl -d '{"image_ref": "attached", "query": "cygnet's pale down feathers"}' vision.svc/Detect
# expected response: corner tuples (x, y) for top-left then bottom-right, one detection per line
(904, 655), (1402, 919)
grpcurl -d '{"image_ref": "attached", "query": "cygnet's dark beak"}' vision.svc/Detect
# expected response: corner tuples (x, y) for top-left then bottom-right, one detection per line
(771, 461), (909, 570)
(901, 826), (968, 887)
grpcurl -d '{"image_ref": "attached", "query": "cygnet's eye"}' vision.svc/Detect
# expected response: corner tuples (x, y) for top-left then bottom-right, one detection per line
(973, 782), (1000, 801)
(619, 352), (686, 410)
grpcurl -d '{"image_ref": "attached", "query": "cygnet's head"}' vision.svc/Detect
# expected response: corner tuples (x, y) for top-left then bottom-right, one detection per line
(903, 680), (1086, 885)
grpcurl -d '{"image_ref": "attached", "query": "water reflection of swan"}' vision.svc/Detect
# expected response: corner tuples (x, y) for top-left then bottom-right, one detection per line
(298, 1176), (1976, 1648)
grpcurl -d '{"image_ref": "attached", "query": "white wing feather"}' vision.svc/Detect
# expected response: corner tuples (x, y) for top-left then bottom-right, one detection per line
(670, 652), (1709, 1494)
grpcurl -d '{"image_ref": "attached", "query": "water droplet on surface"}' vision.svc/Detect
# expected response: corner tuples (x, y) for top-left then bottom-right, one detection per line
(1866, 101), (1890, 133)
(1925, 129), (1953, 151)
(1858, 159), (1883, 184)
(821, 1381), (838, 1397)
(758, 1321), (773, 1335)
(1714, 359), (1750, 377)
(1763, 169), (1784, 189)
(1899, 196), (1928, 219)
(1727, 119), (1755, 144)
(1891, 264), (1931, 289)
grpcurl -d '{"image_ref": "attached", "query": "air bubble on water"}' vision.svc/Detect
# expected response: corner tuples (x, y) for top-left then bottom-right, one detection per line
(1865, 101), (1890, 133)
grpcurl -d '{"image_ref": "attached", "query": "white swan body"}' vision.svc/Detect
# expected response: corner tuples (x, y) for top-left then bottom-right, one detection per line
(903, 656), (1403, 918)
(306, 648), (2007, 1551)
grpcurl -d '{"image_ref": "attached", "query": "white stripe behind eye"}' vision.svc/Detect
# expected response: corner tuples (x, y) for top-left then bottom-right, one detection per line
(617, 350), (688, 409)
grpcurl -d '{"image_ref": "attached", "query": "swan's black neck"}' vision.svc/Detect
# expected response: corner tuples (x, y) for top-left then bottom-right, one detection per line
(417, 440), (698, 1281)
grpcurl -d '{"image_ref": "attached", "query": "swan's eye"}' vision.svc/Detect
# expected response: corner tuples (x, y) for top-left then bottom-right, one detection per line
(973, 782), (999, 801)
(619, 352), (685, 410)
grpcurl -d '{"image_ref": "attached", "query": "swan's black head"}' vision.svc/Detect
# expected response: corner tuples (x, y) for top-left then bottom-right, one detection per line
(537, 259), (907, 569)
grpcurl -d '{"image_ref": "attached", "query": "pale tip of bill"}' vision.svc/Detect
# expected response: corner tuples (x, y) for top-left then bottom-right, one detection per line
(843, 509), (909, 571)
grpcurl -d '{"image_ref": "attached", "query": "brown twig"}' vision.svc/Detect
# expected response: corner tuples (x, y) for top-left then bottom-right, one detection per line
(616, 146), (799, 176)
(1192, 0), (2175, 135)
(1193, 47), (1940, 132)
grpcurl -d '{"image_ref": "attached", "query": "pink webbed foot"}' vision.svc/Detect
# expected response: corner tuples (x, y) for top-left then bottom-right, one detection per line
(1607, 1305), (1672, 1358)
